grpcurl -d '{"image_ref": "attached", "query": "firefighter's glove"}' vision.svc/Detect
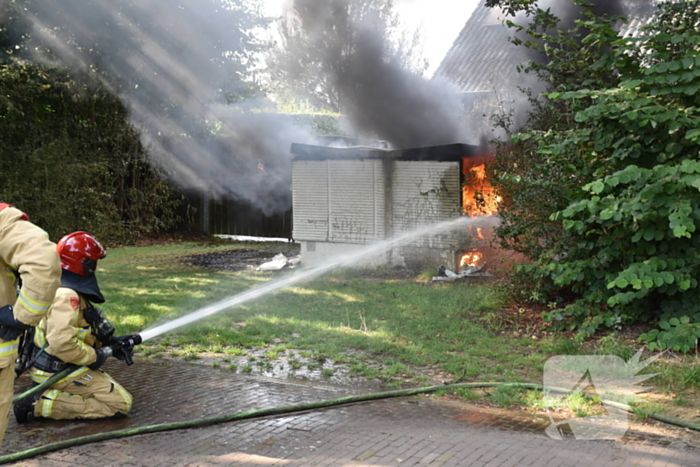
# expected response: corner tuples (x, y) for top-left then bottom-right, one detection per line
(88, 345), (114, 370)
(0, 305), (30, 341)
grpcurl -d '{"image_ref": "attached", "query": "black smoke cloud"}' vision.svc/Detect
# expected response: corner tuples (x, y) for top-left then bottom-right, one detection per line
(16, 0), (311, 214)
(336, 18), (468, 148)
(289, 0), (469, 148)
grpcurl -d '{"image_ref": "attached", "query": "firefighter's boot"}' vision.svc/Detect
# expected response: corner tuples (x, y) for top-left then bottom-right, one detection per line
(13, 392), (41, 424)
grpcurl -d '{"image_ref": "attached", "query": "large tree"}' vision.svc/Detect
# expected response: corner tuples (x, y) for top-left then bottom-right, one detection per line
(0, 0), (273, 239)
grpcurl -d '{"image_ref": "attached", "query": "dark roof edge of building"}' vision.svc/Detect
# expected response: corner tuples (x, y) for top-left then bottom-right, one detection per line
(291, 142), (482, 161)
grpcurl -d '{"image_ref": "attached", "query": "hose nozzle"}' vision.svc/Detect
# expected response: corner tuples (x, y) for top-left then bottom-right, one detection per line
(114, 334), (143, 366)
(128, 334), (143, 346)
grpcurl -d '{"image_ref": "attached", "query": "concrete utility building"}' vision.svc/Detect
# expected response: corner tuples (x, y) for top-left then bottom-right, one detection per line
(291, 142), (482, 271)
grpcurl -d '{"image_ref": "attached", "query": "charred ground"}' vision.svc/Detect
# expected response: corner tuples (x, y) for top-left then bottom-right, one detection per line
(181, 248), (297, 272)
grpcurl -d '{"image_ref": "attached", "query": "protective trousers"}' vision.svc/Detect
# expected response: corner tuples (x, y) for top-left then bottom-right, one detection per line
(32, 368), (132, 420)
(0, 364), (14, 446)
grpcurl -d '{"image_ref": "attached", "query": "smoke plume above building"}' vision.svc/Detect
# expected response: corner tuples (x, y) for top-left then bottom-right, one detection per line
(282, 0), (469, 149)
(13, 0), (478, 216)
(16, 0), (643, 214)
(335, 20), (468, 148)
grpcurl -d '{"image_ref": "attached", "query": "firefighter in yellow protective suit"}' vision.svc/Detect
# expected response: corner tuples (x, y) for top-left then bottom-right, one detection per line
(13, 231), (135, 423)
(0, 202), (61, 445)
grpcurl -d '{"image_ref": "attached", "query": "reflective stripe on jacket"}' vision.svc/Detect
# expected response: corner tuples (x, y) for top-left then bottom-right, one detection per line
(0, 206), (61, 367)
(0, 340), (19, 359)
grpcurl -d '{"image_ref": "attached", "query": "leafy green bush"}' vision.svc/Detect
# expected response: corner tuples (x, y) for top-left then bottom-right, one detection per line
(490, 1), (700, 351)
(490, 1), (625, 281)
(545, 3), (700, 350)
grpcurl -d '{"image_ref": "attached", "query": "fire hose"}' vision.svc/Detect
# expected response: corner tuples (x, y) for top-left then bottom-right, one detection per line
(2, 376), (699, 465)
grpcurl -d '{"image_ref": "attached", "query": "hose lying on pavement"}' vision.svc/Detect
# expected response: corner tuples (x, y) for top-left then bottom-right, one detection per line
(2, 381), (699, 465)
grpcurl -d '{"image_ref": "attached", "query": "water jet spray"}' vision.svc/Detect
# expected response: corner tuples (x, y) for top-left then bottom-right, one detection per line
(138, 216), (477, 343)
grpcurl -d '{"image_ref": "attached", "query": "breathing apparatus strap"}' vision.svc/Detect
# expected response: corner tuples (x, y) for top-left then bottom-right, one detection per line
(15, 328), (45, 378)
(83, 301), (115, 345)
(31, 346), (67, 373)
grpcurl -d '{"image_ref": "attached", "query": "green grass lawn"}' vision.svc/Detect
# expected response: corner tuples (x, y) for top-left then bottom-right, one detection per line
(97, 239), (700, 424)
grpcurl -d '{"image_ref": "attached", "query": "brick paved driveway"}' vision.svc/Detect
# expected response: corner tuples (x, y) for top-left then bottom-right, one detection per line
(3, 359), (699, 466)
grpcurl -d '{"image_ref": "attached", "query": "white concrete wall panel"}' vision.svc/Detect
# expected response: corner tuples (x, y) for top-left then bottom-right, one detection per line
(294, 159), (460, 252)
(328, 160), (385, 243)
(292, 161), (330, 241)
(392, 161), (461, 248)
(293, 159), (386, 243)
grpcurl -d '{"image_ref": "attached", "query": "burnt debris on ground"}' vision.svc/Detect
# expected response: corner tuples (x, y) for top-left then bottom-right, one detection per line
(182, 246), (301, 272)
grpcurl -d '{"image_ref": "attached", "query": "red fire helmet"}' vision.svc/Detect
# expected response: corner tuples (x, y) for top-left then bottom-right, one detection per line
(56, 231), (106, 277)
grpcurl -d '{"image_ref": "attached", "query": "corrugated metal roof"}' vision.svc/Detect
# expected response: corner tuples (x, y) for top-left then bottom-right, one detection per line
(433, 5), (521, 93)
(433, 2), (662, 93)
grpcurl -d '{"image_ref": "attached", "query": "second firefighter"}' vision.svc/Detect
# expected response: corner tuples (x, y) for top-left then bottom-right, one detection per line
(14, 231), (136, 423)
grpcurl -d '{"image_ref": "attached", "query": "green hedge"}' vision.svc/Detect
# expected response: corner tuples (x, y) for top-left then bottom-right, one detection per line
(0, 63), (183, 244)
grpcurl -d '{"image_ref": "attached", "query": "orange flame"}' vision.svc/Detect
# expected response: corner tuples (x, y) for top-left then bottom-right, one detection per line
(462, 157), (500, 217)
(466, 225), (485, 239)
(460, 251), (484, 268)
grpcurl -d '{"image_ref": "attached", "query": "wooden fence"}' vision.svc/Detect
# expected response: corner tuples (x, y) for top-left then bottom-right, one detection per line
(177, 191), (293, 240)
